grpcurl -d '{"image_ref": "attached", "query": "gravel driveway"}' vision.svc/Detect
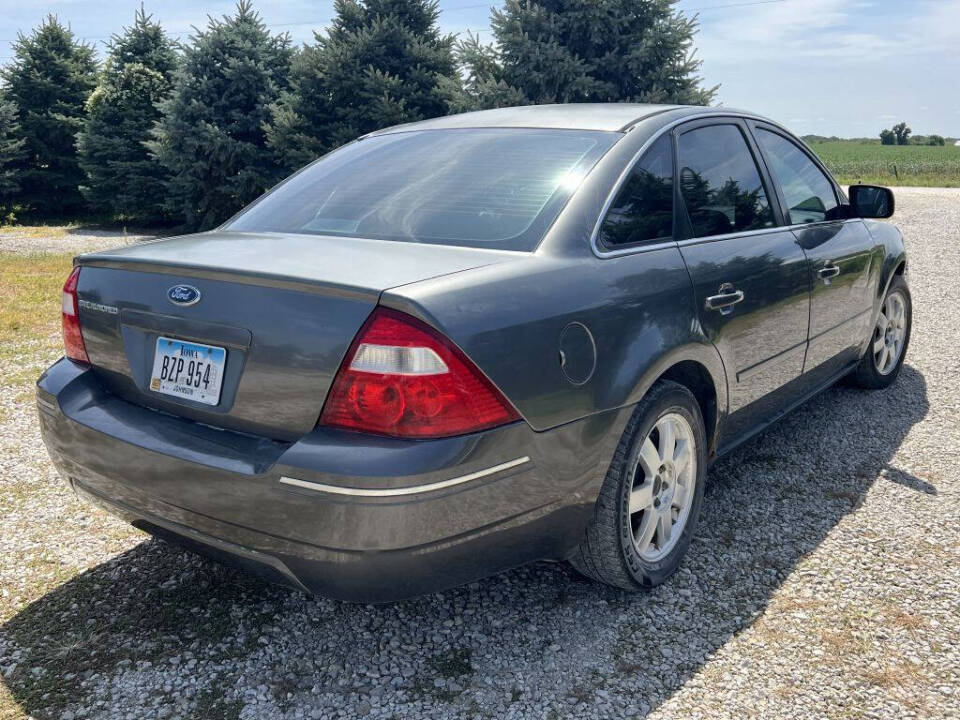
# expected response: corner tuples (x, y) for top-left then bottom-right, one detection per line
(1, 189), (958, 720)
(0, 228), (155, 256)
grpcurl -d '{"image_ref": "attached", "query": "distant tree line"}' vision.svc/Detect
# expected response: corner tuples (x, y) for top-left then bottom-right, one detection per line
(803, 130), (954, 146)
(879, 122), (946, 146)
(0, 0), (716, 230)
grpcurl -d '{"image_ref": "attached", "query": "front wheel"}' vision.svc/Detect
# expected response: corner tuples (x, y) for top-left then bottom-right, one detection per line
(851, 274), (912, 389)
(571, 380), (707, 590)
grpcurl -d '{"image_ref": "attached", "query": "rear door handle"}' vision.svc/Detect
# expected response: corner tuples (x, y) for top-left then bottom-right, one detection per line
(705, 284), (745, 314)
(818, 263), (841, 281)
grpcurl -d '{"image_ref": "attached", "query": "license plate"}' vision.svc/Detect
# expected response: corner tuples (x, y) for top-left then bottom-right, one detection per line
(149, 337), (226, 406)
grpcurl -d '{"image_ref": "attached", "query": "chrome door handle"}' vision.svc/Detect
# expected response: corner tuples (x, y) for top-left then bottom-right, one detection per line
(705, 285), (745, 314)
(818, 263), (841, 281)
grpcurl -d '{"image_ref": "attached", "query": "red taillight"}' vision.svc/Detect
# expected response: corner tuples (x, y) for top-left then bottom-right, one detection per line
(62, 266), (89, 363)
(319, 307), (520, 438)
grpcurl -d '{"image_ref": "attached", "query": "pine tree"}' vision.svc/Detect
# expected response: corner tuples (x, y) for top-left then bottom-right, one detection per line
(459, 0), (716, 109)
(268, 0), (458, 171)
(78, 8), (178, 223)
(0, 95), (27, 215)
(150, 1), (292, 231)
(450, 32), (525, 113)
(0, 16), (98, 217)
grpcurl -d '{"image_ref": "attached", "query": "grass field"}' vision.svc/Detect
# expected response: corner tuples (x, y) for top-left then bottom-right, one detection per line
(808, 141), (960, 187)
(0, 253), (73, 395)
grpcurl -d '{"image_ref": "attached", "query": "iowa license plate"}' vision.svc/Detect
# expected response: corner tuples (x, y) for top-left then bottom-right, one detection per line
(149, 337), (226, 406)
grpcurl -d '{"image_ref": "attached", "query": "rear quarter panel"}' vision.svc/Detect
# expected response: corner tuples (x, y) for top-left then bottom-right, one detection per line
(382, 250), (726, 433)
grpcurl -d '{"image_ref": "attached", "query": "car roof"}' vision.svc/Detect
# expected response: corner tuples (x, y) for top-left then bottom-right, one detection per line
(366, 103), (735, 135)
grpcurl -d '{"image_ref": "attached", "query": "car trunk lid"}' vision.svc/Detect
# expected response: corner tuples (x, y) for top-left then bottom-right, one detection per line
(74, 231), (517, 440)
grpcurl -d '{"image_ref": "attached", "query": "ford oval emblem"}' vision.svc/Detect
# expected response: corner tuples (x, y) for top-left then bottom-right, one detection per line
(167, 285), (201, 306)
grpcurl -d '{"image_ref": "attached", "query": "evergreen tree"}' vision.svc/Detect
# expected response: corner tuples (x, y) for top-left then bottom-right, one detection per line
(459, 0), (715, 109)
(150, 1), (292, 231)
(0, 16), (98, 216)
(268, 0), (458, 171)
(449, 32), (524, 113)
(78, 8), (178, 222)
(0, 96), (27, 215)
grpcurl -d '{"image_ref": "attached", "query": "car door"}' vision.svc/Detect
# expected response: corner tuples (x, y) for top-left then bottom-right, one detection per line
(674, 119), (811, 449)
(750, 123), (878, 383)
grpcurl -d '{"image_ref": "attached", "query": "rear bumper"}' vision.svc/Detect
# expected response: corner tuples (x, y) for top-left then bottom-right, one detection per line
(37, 358), (630, 602)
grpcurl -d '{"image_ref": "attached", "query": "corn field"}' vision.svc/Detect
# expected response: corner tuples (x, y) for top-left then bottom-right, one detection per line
(808, 142), (960, 187)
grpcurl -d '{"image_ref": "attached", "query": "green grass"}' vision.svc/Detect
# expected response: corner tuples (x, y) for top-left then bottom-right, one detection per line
(0, 253), (75, 400)
(807, 141), (960, 187)
(0, 253), (73, 343)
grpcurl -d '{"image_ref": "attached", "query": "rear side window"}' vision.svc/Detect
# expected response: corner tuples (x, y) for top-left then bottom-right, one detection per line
(756, 128), (840, 224)
(598, 134), (674, 247)
(677, 124), (775, 238)
(225, 128), (618, 251)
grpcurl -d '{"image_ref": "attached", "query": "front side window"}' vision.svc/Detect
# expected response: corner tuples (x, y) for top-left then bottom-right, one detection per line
(226, 128), (618, 251)
(598, 134), (674, 247)
(677, 124), (775, 238)
(756, 128), (840, 224)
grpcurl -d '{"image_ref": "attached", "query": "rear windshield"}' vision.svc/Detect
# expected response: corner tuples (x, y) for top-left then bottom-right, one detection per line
(225, 128), (619, 251)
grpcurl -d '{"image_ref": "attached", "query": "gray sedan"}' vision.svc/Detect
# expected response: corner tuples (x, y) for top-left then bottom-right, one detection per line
(38, 104), (910, 601)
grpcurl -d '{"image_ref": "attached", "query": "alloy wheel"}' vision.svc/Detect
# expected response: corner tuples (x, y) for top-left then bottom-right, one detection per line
(628, 412), (697, 561)
(873, 290), (907, 375)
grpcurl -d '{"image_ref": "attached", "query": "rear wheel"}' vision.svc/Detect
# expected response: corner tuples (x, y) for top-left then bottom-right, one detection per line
(571, 380), (706, 590)
(851, 275), (911, 389)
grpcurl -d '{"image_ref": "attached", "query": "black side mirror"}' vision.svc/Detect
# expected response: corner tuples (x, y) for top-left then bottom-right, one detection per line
(849, 184), (894, 219)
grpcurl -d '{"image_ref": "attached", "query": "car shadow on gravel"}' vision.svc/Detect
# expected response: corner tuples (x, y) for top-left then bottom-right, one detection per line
(1, 366), (930, 719)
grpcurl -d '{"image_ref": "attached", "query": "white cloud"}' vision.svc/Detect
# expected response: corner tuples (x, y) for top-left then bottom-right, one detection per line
(694, 0), (960, 63)
(691, 0), (960, 135)
(694, 0), (855, 62)
(901, 0), (960, 52)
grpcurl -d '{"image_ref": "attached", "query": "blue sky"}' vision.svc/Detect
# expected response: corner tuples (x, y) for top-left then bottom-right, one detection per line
(0, 0), (957, 137)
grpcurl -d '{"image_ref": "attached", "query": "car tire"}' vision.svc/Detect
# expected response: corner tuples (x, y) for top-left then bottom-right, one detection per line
(850, 274), (912, 390)
(570, 380), (707, 590)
